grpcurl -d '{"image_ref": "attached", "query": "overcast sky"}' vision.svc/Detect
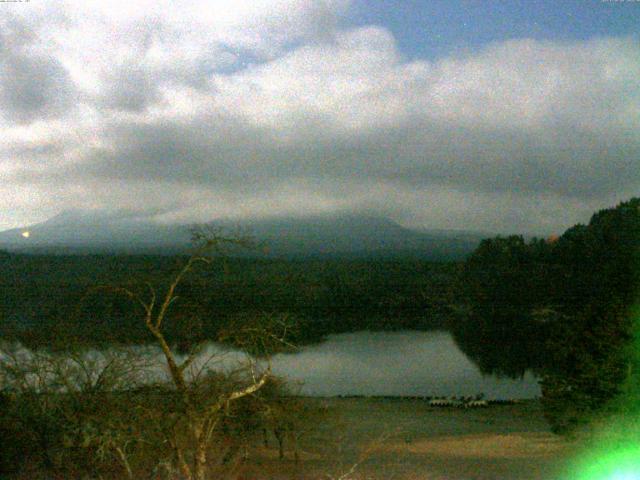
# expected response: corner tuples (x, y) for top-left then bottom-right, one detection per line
(1, 0), (639, 234)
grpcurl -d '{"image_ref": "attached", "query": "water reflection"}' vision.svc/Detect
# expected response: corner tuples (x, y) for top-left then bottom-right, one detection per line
(2, 331), (540, 399)
(270, 331), (540, 399)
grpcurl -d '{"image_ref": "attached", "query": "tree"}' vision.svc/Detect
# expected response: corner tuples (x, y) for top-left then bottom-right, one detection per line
(0, 226), (299, 479)
(0, 340), (149, 477)
(107, 226), (292, 480)
(454, 235), (553, 377)
(540, 198), (640, 434)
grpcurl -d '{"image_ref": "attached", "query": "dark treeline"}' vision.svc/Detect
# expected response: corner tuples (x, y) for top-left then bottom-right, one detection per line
(0, 253), (457, 350)
(455, 197), (640, 432)
(453, 235), (556, 377)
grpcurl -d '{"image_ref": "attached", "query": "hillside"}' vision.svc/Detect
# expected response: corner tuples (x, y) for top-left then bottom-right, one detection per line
(0, 210), (485, 260)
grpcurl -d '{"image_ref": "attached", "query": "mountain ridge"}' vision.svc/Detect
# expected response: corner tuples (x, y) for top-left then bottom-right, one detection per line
(0, 210), (486, 260)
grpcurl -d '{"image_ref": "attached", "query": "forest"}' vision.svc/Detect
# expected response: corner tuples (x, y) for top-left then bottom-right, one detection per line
(457, 197), (640, 433)
(0, 254), (457, 349)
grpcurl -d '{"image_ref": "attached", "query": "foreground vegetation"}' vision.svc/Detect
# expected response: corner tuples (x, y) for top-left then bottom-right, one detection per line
(0, 231), (312, 479)
(0, 394), (573, 480)
(0, 362), (318, 479)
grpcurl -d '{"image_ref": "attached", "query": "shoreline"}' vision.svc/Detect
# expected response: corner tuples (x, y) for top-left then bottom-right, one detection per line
(239, 397), (576, 480)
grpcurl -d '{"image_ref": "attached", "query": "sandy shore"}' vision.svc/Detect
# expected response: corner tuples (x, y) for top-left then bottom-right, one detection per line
(238, 397), (576, 480)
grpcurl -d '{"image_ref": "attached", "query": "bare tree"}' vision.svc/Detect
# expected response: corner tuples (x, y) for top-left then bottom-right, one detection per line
(0, 340), (150, 477)
(109, 226), (287, 480)
(254, 377), (324, 464)
(0, 227), (297, 479)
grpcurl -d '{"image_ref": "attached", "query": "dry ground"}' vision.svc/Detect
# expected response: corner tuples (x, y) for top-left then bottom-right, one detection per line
(236, 398), (577, 480)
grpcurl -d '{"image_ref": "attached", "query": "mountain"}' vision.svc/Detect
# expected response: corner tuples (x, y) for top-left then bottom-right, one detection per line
(246, 215), (484, 259)
(0, 210), (485, 259)
(0, 210), (191, 254)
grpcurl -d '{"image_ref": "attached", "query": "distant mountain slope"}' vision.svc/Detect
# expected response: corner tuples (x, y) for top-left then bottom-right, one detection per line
(0, 210), (485, 259)
(0, 210), (191, 254)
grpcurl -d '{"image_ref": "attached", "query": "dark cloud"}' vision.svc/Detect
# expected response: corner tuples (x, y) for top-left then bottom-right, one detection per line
(100, 65), (160, 113)
(0, 54), (73, 123)
(0, 17), (76, 123)
(57, 107), (638, 204)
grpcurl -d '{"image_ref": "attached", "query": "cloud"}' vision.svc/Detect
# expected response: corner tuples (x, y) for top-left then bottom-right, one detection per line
(0, 15), (76, 123)
(0, 1), (638, 233)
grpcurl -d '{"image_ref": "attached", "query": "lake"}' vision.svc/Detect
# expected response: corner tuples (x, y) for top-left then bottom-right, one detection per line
(3, 330), (540, 399)
(269, 330), (540, 399)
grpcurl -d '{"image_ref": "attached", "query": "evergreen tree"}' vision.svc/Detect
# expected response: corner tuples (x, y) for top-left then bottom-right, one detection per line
(541, 198), (640, 433)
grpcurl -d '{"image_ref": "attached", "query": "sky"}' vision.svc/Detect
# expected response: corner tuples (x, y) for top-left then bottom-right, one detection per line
(1, 0), (639, 234)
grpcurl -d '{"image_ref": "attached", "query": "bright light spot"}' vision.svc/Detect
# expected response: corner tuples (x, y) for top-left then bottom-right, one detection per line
(610, 472), (640, 480)
(21, 231), (30, 238)
(571, 445), (640, 480)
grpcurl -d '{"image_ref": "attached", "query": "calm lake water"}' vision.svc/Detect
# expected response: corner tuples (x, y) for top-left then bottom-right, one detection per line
(269, 331), (540, 399)
(6, 330), (539, 400)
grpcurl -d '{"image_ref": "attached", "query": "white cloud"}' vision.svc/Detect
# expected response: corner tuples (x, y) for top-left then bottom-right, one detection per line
(0, 1), (638, 234)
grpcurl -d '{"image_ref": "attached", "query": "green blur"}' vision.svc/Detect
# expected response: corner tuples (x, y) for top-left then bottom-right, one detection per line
(566, 305), (640, 480)
(569, 445), (640, 480)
